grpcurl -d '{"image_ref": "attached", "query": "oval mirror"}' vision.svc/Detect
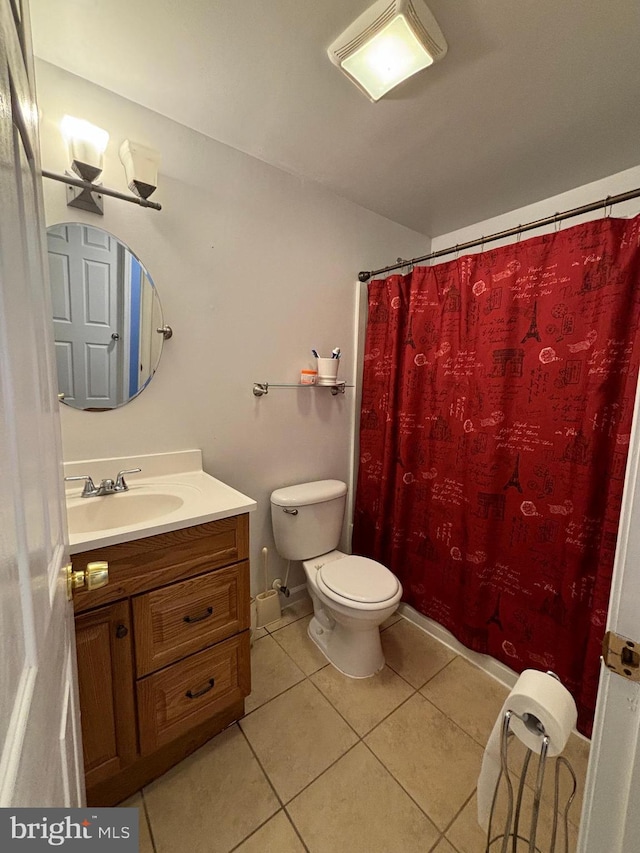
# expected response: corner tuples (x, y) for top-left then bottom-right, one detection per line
(47, 223), (167, 411)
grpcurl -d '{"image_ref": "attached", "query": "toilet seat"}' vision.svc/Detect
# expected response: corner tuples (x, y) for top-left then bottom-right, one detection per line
(317, 555), (400, 605)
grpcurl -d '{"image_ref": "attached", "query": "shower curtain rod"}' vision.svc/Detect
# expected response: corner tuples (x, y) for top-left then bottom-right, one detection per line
(357, 186), (640, 283)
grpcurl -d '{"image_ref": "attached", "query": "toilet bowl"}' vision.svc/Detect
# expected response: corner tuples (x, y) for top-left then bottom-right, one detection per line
(303, 549), (402, 678)
(269, 479), (402, 679)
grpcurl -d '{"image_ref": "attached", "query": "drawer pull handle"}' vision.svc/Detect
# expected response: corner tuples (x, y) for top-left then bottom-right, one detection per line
(115, 624), (128, 639)
(186, 678), (215, 700)
(183, 606), (214, 624)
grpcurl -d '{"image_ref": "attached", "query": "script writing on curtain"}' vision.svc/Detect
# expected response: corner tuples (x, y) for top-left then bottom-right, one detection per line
(353, 215), (640, 734)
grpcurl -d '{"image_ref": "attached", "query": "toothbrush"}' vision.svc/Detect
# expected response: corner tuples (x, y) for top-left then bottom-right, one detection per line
(332, 347), (341, 359)
(312, 349), (319, 358)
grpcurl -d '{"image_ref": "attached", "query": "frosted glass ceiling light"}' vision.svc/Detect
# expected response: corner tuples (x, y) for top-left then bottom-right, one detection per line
(328, 0), (447, 101)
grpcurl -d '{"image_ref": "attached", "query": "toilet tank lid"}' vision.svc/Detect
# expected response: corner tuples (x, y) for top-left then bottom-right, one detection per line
(271, 479), (347, 507)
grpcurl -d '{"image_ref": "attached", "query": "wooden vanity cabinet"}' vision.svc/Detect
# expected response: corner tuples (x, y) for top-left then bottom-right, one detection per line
(72, 514), (251, 806)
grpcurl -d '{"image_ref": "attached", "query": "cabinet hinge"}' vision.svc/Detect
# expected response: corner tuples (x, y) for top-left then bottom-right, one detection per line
(602, 631), (640, 682)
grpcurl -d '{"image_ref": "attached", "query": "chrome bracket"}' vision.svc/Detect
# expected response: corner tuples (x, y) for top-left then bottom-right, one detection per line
(66, 171), (104, 215)
(253, 382), (269, 397)
(156, 325), (173, 340)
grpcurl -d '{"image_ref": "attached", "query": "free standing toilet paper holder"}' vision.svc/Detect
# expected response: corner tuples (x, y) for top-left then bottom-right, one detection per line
(485, 709), (577, 853)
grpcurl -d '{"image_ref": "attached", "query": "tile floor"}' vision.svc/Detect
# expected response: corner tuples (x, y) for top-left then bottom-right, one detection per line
(122, 598), (590, 853)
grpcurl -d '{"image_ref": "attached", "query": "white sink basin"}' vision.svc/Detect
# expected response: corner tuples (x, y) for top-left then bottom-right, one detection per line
(67, 492), (185, 534)
(63, 453), (257, 553)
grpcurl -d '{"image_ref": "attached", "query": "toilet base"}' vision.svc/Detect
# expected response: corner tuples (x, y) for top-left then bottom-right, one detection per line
(307, 615), (385, 679)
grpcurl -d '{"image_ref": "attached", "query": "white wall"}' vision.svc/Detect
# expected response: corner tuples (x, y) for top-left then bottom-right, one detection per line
(35, 60), (429, 593)
(431, 165), (640, 253)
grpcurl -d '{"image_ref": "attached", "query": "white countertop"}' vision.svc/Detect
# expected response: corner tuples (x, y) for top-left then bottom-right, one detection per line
(64, 450), (256, 553)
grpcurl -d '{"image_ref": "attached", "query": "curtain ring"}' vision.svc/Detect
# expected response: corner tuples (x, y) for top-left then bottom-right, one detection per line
(554, 212), (561, 232)
(604, 195), (612, 218)
(455, 244), (459, 259)
(481, 236), (485, 252)
(517, 226), (522, 244)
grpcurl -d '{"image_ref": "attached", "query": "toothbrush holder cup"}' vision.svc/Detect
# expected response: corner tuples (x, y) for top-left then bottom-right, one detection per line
(316, 357), (339, 383)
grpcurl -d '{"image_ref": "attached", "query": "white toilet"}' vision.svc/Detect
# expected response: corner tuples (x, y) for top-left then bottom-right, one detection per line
(270, 479), (402, 678)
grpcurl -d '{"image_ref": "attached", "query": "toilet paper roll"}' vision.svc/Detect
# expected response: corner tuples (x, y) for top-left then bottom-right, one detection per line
(477, 669), (577, 830)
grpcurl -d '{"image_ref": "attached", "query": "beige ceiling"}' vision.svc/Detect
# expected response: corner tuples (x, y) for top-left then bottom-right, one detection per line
(30, 0), (640, 237)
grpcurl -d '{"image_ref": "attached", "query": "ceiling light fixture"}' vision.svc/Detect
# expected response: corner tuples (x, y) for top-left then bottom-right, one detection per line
(328, 0), (447, 102)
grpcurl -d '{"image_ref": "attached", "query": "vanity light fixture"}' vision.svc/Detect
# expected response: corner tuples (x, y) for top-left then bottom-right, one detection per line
(327, 0), (447, 102)
(60, 115), (109, 214)
(119, 140), (161, 200)
(61, 115), (109, 182)
(42, 115), (162, 213)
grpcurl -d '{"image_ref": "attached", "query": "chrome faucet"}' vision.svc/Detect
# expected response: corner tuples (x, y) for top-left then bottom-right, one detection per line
(65, 468), (141, 498)
(64, 474), (98, 497)
(114, 468), (142, 491)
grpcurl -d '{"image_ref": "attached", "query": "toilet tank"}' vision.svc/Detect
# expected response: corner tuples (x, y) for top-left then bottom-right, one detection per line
(270, 480), (348, 561)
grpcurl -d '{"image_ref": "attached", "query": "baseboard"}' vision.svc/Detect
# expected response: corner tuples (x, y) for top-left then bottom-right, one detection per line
(397, 603), (590, 743)
(397, 602), (520, 690)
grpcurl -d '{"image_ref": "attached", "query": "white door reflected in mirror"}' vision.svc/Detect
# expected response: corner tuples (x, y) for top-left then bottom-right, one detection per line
(47, 222), (166, 410)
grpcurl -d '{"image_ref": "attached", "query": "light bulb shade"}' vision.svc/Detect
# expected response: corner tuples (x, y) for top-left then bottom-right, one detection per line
(328, 0), (447, 101)
(61, 115), (109, 182)
(119, 140), (161, 199)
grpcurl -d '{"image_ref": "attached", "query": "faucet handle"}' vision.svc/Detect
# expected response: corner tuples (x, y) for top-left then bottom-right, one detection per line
(64, 475), (97, 498)
(114, 468), (142, 492)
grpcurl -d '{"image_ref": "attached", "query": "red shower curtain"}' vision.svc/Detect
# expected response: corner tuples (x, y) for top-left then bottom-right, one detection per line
(353, 215), (640, 734)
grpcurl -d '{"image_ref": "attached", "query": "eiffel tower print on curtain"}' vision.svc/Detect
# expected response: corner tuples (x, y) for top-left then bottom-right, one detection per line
(405, 315), (416, 348)
(521, 300), (542, 343)
(504, 453), (523, 493)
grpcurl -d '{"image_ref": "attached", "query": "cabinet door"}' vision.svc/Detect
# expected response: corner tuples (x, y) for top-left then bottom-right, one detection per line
(75, 601), (138, 789)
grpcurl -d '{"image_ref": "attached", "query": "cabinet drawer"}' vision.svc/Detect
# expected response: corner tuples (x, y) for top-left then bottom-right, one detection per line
(72, 513), (249, 614)
(133, 561), (250, 676)
(137, 632), (250, 754)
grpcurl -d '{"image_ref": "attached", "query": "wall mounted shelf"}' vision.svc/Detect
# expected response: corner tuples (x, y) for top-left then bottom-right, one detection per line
(252, 382), (351, 397)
